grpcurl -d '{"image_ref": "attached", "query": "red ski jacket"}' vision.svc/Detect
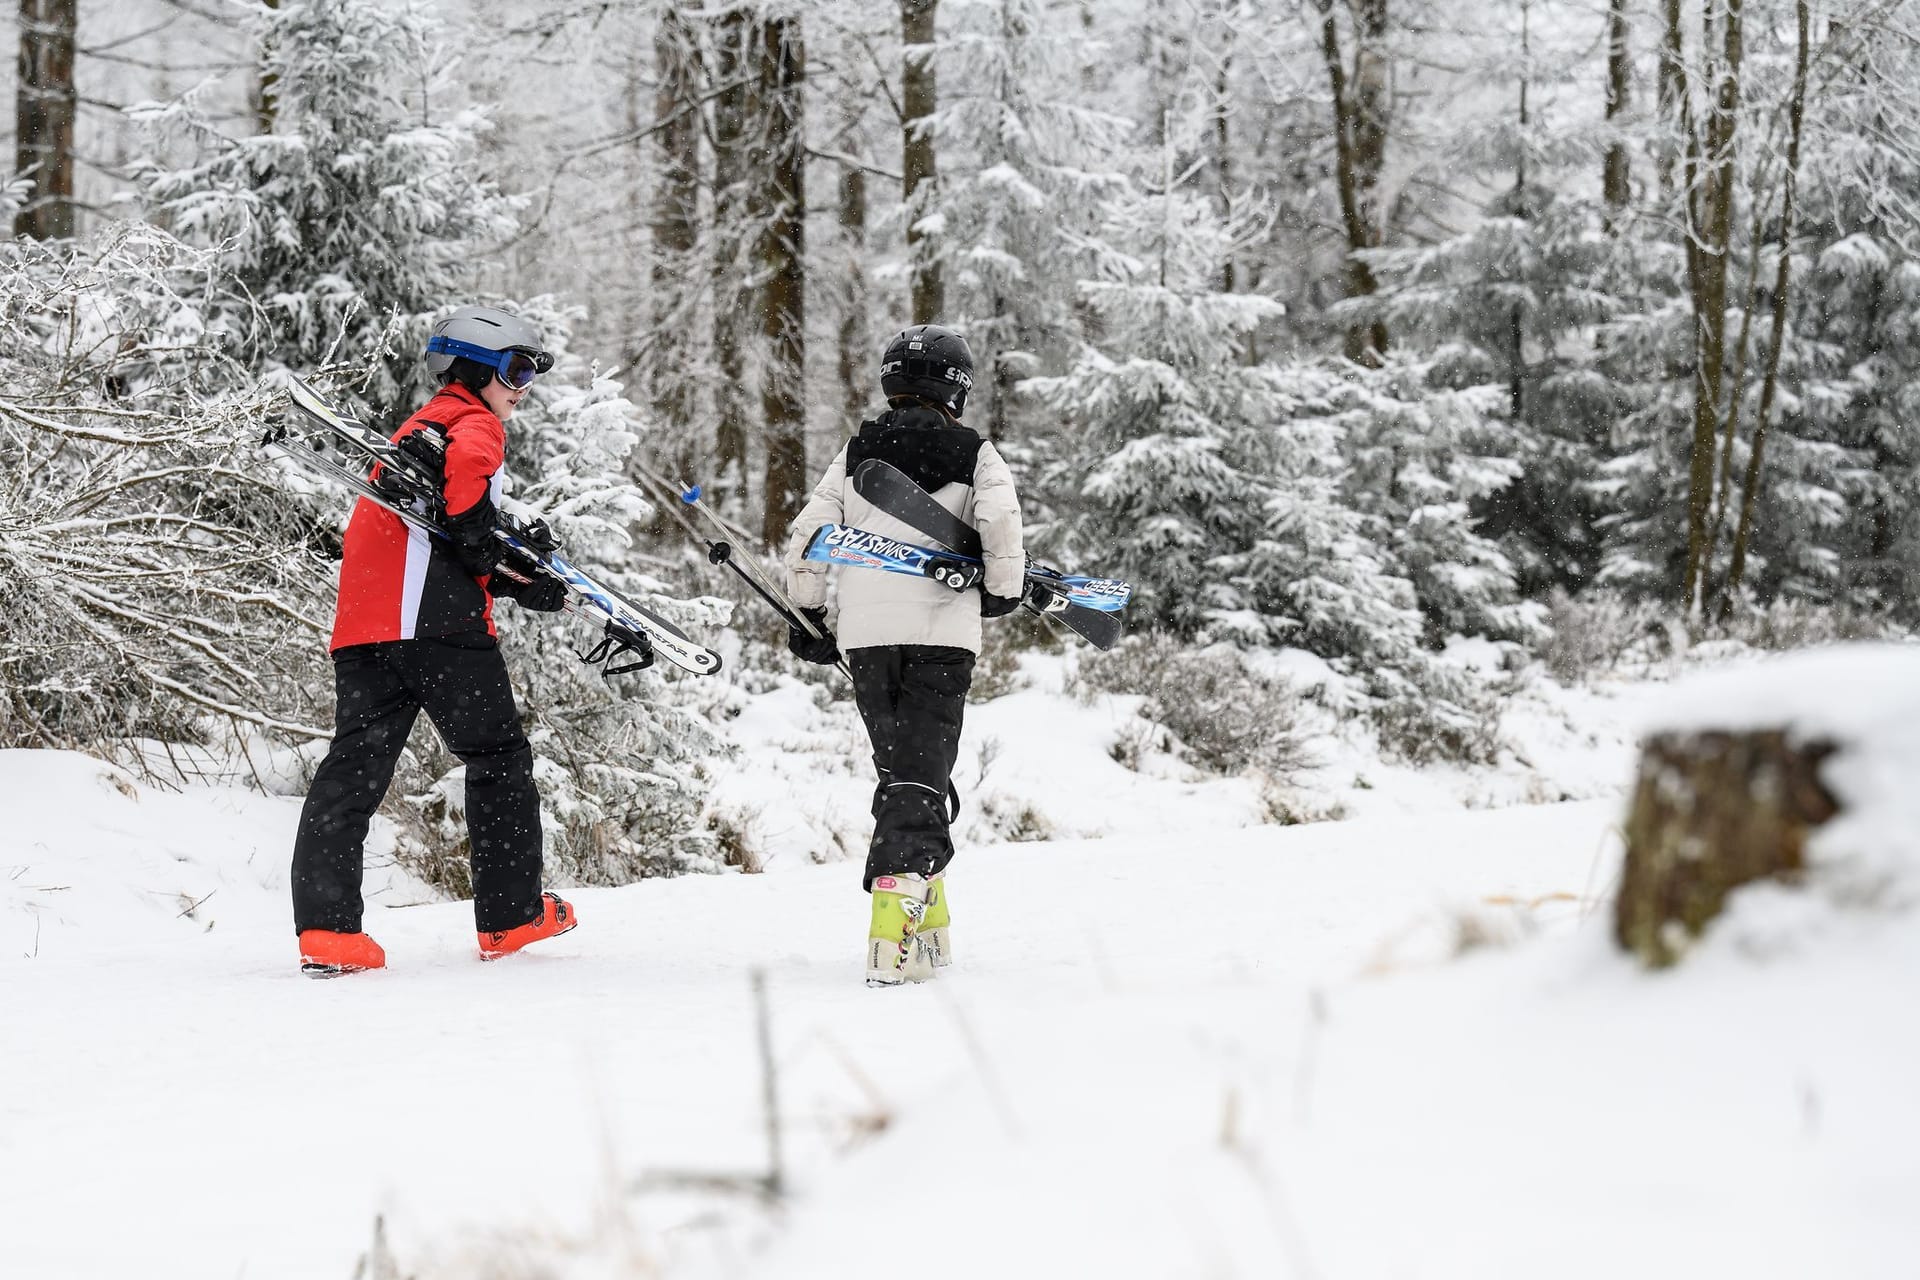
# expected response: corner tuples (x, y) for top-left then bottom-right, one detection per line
(330, 383), (507, 651)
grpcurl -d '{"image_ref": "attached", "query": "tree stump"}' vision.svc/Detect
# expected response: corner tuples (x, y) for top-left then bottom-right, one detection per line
(1614, 730), (1838, 967)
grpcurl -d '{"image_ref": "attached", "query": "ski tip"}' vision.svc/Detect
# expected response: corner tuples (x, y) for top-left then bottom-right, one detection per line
(679, 484), (702, 504)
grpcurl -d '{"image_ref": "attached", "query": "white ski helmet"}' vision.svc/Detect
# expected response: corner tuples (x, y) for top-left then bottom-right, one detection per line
(424, 305), (554, 386)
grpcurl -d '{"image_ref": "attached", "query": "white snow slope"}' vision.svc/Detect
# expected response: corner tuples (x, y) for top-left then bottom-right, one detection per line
(3, 663), (1916, 1279)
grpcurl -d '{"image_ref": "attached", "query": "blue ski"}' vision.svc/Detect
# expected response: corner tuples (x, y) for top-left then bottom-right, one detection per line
(803, 523), (1131, 612)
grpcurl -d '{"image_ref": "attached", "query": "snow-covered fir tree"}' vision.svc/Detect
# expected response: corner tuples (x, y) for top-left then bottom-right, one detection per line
(0, 223), (333, 750)
(131, 0), (524, 415)
(1029, 159), (1497, 759)
(924, 0), (1132, 439)
(1330, 358), (1543, 645)
(1026, 171), (1284, 635)
(497, 349), (734, 882)
(1765, 28), (1920, 618)
(1349, 191), (1633, 596)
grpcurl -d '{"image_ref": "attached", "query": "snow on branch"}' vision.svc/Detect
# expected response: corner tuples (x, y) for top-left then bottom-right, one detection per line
(0, 223), (334, 755)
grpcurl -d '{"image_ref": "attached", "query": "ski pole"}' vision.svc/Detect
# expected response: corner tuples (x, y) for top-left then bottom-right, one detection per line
(633, 469), (851, 681)
(678, 486), (852, 683)
(672, 483), (824, 629)
(701, 537), (808, 632)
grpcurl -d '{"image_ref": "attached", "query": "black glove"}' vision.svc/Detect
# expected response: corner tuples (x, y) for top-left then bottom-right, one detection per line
(444, 495), (503, 577)
(494, 570), (567, 613)
(393, 426), (448, 484)
(924, 555), (980, 592)
(980, 588), (1023, 618)
(787, 606), (841, 665)
(501, 511), (560, 555)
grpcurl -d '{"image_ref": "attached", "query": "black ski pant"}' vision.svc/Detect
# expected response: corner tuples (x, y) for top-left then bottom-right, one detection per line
(848, 644), (975, 891)
(291, 636), (543, 935)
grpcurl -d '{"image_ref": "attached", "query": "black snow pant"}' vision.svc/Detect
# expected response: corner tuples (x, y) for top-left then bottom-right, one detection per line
(291, 635), (543, 935)
(848, 644), (976, 891)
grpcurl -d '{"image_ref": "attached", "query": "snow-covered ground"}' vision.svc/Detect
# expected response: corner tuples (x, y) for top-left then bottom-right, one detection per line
(4, 655), (1915, 1278)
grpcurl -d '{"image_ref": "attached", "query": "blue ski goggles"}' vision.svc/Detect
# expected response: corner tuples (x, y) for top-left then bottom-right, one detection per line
(427, 335), (555, 390)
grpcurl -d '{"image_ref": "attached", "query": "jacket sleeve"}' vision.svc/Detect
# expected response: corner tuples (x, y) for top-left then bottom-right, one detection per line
(442, 406), (505, 517)
(972, 442), (1026, 598)
(784, 443), (850, 609)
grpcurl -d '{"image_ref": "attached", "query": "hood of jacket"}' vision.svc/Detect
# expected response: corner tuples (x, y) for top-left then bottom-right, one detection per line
(846, 404), (982, 493)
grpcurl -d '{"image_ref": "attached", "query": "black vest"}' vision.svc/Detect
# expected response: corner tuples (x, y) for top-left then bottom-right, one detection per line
(845, 405), (983, 491)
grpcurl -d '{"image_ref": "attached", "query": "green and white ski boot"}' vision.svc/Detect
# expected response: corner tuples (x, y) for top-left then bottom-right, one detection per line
(918, 872), (952, 969)
(868, 873), (936, 986)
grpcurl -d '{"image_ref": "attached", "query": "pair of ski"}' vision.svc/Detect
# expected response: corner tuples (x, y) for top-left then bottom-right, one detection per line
(807, 461), (1127, 651)
(265, 375), (723, 677)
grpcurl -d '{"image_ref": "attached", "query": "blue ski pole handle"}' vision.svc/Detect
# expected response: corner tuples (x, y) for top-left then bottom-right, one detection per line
(802, 524), (1131, 612)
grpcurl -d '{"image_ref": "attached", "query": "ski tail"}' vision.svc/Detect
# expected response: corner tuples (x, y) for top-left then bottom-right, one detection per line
(847, 458), (1127, 649)
(849, 459), (982, 556)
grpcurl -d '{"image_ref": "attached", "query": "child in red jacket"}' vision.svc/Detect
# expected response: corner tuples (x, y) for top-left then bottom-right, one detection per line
(291, 306), (577, 976)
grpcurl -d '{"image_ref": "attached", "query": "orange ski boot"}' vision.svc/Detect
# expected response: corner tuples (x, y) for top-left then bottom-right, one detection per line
(298, 929), (386, 978)
(478, 892), (578, 960)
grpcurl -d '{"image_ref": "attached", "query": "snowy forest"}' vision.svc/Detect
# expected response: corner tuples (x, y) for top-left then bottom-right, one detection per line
(7, 2), (1920, 1275)
(5, 0), (1920, 873)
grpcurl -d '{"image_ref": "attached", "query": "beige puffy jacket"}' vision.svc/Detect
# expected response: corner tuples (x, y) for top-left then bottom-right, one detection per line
(784, 439), (1024, 654)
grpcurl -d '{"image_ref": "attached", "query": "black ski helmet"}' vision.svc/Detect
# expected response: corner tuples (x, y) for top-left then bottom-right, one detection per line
(880, 324), (974, 417)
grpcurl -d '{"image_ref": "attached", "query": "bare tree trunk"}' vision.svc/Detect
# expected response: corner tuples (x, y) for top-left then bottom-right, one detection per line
(1315, 0), (1390, 364)
(650, 4), (703, 454)
(986, 290), (1014, 444)
(903, 0), (943, 324)
(1216, 1), (1238, 294)
(838, 157), (869, 421)
(1724, 0), (1811, 607)
(1682, 0), (1744, 611)
(1656, 0), (1685, 195)
(757, 16), (807, 546)
(14, 0), (77, 241)
(1603, 0), (1632, 222)
(711, 11), (753, 498)
(253, 0), (282, 134)
(1509, 0), (1533, 425)
(1702, 186), (1769, 574)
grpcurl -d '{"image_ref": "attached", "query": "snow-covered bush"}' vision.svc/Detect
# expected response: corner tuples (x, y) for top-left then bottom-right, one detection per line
(1072, 635), (1314, 783)
(0, 224), (333, 752)
(1538, 589), (1673, 684)
(1714, 599), (1901, 652)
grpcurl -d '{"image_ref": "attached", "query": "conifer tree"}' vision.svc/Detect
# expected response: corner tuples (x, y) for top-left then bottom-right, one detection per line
(1350, 192), (1632, 595)
(492, 319), (731, 882)
(1029, 161), (1496, 760)
(923, 0), (1131, 439)
(132, 0), (523, 414)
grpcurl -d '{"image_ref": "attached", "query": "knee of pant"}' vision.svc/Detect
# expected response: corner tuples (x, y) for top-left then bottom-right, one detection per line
(461, 736), (534, 784)
(876, 782), (946, 832)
